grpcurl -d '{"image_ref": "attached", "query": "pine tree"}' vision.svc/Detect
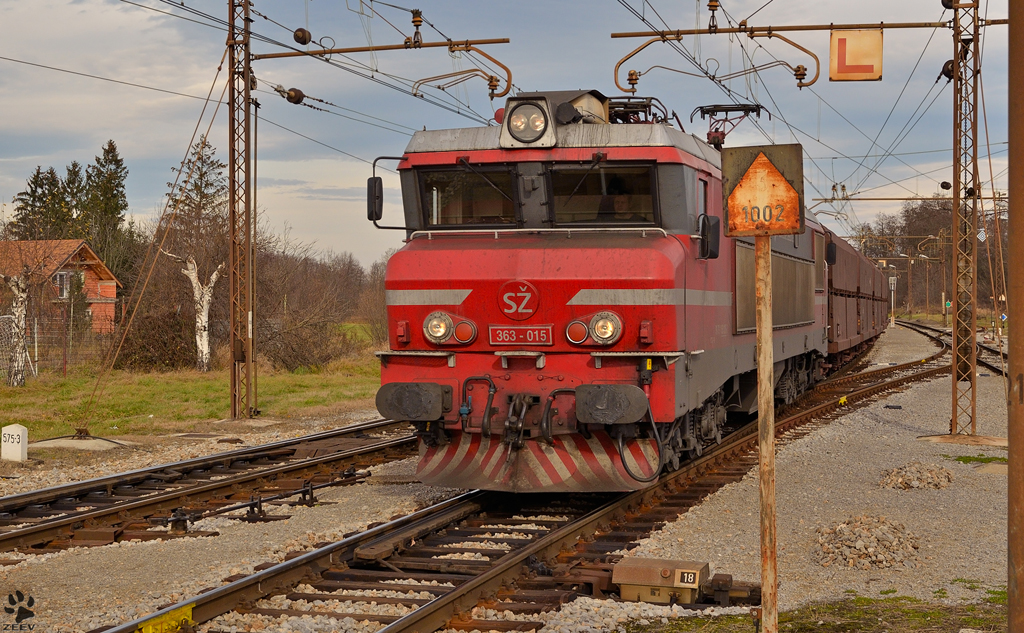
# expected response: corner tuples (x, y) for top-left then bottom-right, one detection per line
(82, 140), (129, 250)
(63, 161), (88, 228)
(10, 166), (71, 240)
(165, 135), (228, 251)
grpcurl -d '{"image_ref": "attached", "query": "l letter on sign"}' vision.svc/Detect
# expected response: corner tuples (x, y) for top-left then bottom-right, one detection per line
(829, 30), (883, 82)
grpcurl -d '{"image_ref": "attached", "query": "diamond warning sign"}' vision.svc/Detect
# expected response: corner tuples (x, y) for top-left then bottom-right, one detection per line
(722, 144), (804, 237)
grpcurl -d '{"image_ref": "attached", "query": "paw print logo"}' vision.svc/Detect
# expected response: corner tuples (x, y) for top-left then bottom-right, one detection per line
(4, 591), (34, 623)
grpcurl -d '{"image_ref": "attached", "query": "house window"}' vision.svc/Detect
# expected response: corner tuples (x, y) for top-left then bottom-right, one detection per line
(53, 272), (69, 299)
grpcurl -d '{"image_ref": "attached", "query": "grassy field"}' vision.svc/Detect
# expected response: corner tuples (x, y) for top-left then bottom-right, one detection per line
(627, 594), (1007, 633)
(0, 352), (381, 440)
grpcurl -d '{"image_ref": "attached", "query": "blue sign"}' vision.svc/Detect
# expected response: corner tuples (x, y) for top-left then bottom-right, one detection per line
(1001, 313), (1008, 322)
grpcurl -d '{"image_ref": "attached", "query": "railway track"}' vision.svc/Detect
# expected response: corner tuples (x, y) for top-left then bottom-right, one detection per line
(98, 336), (952, 633)
(0, 419), (416, 554)
(896, 319), (1008, 377)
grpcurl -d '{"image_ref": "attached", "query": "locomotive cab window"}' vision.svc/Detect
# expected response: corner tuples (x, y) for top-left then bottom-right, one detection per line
(548, 164), (657, 225)
(419, 167), (518, 227)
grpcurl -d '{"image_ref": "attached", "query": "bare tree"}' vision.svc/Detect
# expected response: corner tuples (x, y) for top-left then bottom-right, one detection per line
(160, 250), (224, 372)
(254, 230), (366, 371)
(359, 249), (396, 347)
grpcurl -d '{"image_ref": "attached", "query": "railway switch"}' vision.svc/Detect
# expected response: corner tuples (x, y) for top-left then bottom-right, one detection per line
(612, 558), (709, 605)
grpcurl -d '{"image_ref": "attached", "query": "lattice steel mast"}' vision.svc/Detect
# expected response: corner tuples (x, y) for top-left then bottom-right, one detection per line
(228, 0), (256, 418)
(951, 0), (981, 435)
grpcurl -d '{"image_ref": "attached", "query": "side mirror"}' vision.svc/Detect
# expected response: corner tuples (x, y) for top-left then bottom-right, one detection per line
(367, 176), (383, 222)
(826, 242), (837, 266)
(697, 214), (721, 260)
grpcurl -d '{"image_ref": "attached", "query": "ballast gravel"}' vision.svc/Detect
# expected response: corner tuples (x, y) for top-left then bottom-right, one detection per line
(0, 411), (384, 498)
(2, 327), (1008, 632)
(0, 457), (458, 632)
(857, 324), (939, 368)
(628, 369), (1008, 609)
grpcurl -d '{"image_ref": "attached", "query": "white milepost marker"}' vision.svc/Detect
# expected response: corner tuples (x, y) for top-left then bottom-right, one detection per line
(1, 424), (27, 462)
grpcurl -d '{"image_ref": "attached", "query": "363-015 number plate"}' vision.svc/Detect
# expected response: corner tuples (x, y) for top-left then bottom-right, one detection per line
(489, 324), (554, 346)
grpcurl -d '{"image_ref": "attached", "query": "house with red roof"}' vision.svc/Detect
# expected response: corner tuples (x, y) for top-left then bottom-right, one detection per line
(0, 240), (121, 334)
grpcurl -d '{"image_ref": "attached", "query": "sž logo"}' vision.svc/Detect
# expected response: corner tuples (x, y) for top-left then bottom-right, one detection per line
(498, 280), (539, 321)
(4, 591), (34, 625)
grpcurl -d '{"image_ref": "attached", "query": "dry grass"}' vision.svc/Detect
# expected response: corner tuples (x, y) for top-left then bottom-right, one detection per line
(0, 352), (381, 440)
(627, 596), (1007, 633)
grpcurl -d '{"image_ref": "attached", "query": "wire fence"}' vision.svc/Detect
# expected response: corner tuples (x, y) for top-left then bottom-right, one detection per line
(1, 312), (113, 379)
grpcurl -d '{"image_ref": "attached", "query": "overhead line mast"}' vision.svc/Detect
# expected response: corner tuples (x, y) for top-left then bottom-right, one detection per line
(225, 2), (511, 418)
(950, 0), (981, 435)
(227, 0), (255, 419)
(612, 10), (1006, 439)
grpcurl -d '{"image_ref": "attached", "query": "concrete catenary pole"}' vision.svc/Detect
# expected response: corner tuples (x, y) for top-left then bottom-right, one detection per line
(755, 234), (777, 633)
(1007, 1), (1022, 629)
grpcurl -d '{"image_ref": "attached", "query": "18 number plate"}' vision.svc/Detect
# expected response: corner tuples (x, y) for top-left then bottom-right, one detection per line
(489, 325), (554, 346)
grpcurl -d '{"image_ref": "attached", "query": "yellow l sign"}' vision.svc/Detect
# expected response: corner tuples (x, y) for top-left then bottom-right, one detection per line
(829, 30), (883, 81)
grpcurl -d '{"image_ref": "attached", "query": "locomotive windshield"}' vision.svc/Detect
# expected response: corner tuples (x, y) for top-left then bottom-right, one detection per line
(549, 164), (656, 225)
(420, 167), (517, 227)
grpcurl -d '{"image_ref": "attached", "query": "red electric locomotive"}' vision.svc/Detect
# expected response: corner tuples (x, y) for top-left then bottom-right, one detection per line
(367, 90), (887, 493)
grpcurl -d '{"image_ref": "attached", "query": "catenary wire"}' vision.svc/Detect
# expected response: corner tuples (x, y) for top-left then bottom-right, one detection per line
(139, 0), (491, 124)
(0, 53), (398, 165)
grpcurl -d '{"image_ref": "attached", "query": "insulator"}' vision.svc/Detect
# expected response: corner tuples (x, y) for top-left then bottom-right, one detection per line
(941, 0), (954, 9)
(487, 75), (500, 98)
(941, 181), (953, 190)
(941, 59), (955, 81)
(286, 88), (305, 105)
(411, 9), (423, 28)
(627, 69), (640, 92)
(293, 28), (312, 46)
(965, 186), (976, 198)
(793, 65), (808, 83)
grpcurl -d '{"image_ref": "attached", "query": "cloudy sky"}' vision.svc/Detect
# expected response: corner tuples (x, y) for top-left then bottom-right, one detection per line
(0, 0), (1008, 267)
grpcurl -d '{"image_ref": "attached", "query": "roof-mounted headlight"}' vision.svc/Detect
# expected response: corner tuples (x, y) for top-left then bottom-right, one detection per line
(507, 103), (547, 143)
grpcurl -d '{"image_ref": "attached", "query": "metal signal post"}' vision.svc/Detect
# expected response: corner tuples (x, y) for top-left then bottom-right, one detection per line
(228, 0), (256, 419)
(950, 0), (981, 436)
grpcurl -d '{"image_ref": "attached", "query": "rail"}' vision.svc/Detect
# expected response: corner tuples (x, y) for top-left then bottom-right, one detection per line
(99, 335), (951, 633)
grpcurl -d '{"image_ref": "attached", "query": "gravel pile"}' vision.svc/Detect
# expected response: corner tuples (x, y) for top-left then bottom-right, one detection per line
(880, 462), (954, 490)
(815, 515), (920, 570)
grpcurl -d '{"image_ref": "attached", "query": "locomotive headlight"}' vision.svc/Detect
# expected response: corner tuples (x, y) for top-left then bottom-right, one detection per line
(424, 312), (454, 343)
(589, 312), (622, 345)
(507, 103), (547, 143)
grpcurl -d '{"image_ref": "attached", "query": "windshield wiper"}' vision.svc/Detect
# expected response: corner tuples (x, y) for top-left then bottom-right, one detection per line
(457, 158), (514, 203)
(561, 151), (606, 207)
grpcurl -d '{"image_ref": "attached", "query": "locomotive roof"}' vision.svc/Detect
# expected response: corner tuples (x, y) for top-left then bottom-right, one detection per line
(403, 123), (721, 170)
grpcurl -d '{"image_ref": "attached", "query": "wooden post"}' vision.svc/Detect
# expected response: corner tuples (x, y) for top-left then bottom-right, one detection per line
(755, 234), (777, 633)
(722, 145), (802, 633)
(1007, 0), (1022, 628)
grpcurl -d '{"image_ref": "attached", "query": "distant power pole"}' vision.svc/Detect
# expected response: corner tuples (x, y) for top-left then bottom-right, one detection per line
(228, 0), (256, 419)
